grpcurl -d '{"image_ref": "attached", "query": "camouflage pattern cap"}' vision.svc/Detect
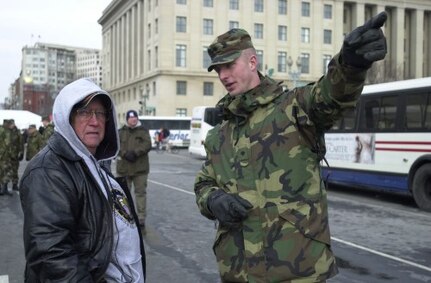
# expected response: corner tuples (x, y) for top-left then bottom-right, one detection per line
(207, 28), (254, 72)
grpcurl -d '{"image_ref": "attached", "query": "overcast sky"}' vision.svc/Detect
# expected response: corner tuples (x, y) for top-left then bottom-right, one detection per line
(0, 0), (112, 103)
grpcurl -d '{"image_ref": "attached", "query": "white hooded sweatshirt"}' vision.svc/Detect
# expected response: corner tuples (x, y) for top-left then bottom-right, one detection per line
(53, 78), (144, 282)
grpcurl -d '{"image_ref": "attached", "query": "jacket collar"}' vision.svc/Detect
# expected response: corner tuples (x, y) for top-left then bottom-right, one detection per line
(217, 72), (285, 125)
(48, 132), (81, 162)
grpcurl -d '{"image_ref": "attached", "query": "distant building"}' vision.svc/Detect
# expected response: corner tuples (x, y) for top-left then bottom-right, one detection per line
(8, 43), (102, 116)
(75, 48), (103, 87)
(98, 0), (431, 120)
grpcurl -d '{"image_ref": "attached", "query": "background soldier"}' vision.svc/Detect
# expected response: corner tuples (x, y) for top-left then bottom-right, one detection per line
(0, 120), (11, 195)
(2, 119), (24, 192)
(41, 115), (55, 146)
(25, 124), (44, 161)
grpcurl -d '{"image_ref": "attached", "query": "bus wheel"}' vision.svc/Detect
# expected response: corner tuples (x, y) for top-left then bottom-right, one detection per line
(412, 164), (431, 212)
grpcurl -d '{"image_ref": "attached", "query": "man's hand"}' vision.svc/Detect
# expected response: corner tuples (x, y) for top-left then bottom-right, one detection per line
(342, 11), (387, 68)
(207, 190), (253, 227)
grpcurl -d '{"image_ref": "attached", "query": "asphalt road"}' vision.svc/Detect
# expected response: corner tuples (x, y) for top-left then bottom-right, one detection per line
(1, 149), (430, 283)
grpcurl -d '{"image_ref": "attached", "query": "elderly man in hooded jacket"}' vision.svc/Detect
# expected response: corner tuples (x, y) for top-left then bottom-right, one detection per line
(20, 78), (146, 282)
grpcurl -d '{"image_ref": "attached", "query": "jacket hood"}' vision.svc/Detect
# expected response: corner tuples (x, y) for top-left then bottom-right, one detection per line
(52, 78), (119, 161)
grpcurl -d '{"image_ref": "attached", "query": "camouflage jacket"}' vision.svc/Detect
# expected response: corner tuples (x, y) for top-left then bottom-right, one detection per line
(42, 123), (55, 146)
(194, 54), (367, 282)
(10, 127), (24, 159)
(26, 131), (44, 161)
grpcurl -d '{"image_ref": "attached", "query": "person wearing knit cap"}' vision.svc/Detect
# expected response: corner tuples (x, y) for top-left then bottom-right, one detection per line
(117, 109), (152, 232)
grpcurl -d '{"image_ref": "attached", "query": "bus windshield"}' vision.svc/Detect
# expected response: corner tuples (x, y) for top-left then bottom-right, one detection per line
(189, 106), (223, 158)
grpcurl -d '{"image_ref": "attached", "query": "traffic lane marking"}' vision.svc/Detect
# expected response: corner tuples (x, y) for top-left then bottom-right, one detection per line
(149, 179), (431, 273)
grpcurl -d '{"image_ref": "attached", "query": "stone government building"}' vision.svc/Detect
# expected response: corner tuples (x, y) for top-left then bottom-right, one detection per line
(98, 0), (431, 121)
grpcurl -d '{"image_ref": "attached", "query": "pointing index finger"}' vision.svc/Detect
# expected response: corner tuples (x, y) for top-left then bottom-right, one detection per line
(365, 11), (387, 30)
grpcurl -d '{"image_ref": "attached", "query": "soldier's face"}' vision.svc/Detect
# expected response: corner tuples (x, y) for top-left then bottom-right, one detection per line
(214, 52), (259, 96)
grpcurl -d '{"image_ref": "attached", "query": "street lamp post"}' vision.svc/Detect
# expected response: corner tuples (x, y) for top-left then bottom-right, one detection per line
(287, 56), (302, 88)
(139, 84), (150, 115)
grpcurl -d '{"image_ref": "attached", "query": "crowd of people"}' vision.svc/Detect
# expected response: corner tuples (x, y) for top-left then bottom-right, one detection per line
(0, 116), (54, 195)
(5, 11), (387, 282)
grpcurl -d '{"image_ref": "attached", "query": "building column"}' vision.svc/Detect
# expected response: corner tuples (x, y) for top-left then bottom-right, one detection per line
(387, 6), (405, 80)
(425, 12), (431, 76)
(353, 2), (365, 28)
(411, 9), (424, 78)
(137, 0), (143, 76)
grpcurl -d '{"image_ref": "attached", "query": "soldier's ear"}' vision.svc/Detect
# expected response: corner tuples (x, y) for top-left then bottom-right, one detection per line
(249, 55), (258, 71)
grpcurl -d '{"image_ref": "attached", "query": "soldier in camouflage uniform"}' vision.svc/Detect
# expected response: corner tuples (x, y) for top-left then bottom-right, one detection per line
(26, 124), (44, 161)
(194, 13), (387, 283)
(2, 119), (24, 192)
(0, 119), (12, 195)
(41, 115), (55, 146)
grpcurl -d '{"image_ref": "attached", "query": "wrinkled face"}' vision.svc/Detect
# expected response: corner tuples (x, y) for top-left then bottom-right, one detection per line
(213, 50), (259, 96)
(71, 99), (107, 155)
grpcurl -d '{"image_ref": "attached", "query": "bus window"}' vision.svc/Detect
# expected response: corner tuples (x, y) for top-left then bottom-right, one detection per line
(360, 99), (379, 130)
(426, 93), (431, 129)
(378, 96), (397, 130)
(406, 92), (431, 130)
(342, 107), (356, 130)
(405, 93), (426, 129)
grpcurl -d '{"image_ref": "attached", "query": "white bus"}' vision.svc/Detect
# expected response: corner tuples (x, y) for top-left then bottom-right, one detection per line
(139, 116), (191, 148)
(188, 106), (223, 157)
(322, 77), (431, 212)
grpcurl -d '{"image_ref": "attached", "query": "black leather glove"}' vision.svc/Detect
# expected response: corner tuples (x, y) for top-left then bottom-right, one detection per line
(342, 11), (387, 69)
(123, 150), (138, 162)
(207, 190), (253, 227)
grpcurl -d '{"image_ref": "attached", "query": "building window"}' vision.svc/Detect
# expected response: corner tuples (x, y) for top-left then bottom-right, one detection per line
(300, 53), (310, 74)
(203, 82), (214, 96)
(176, 81), (187, 95)
(148, 23), (151, 38)
(203, 0), (213, 7)
(203, 46), (211, 69)
(155, 46), (158, 67)
(176, 16), (187, 33)
(177, 0), (186, 4)
(324, 4), (332, 19)
(324, 29), (332, 44)
(254, 23), (263, 39)
(323, 54), (331, 74)
(301, 2), (310, 17)
(147, 50), (151, 70)
(278, 0), (287, 15)
(176, 45), (186, 67)
(203, 19), (213, 35)
(277, 51), (287, 72)
(229, 0), (239, 10)
(256, 49), (263, 71)
(155, 19), (158, 34)
(301, 27), (310, 43)
(176, 108), (187, 116)
(278, 25), (287, 41)
(255, 0), (263, 12)
(229, 21), (239, 29)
